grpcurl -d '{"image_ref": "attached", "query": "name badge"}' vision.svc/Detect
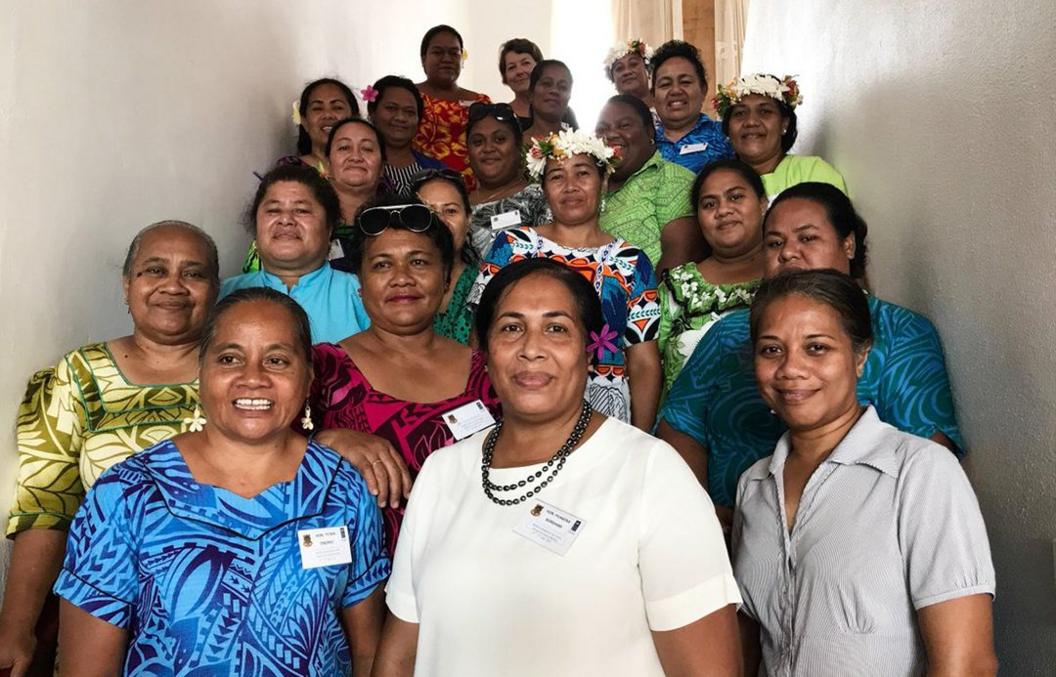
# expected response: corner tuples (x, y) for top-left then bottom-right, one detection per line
(490, 210), (522, 230)
(298, 526), (352, 569)
(443, 399), (496, 440)
(679, 142), (709, 155)
(513, 499), (585, 556)
(328, 239), (345, 261)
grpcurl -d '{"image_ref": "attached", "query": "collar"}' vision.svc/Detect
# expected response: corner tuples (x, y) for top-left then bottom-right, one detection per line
(256, 261), (332, 291)
(656, 113), (711, 141)
(139, 439), (340, 539)
(628, 150), (664, 180)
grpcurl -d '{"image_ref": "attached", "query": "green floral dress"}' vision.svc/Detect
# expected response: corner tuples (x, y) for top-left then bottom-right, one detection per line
(433, 265), (477, 345)
(658, 263), (760, 396)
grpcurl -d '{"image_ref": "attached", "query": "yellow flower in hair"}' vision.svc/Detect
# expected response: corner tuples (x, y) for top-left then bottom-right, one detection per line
(291, 100), (302, 126)
(462, 49), (469, 63)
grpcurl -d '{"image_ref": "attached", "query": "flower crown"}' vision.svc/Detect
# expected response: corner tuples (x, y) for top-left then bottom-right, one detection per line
(603, 39), (653, 80)
(714, 73), (802, 118)
(525, 126), (618, 182)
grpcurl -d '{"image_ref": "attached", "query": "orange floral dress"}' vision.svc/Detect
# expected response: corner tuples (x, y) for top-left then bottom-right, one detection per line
(413, 90), (491, 191)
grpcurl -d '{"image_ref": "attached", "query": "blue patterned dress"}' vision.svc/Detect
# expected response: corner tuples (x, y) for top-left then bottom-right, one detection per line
(54, 439), (389, 676)
(659, 296), (964, 507)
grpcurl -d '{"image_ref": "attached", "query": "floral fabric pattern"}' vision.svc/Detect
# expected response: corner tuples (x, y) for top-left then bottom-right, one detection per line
(467, 183), (552, 258)
(413, 91), (491, 191)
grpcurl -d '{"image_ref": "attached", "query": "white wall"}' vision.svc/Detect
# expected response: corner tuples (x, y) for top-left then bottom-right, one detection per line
(741, 1), (1056, 672)
(0, 0), (577, 589)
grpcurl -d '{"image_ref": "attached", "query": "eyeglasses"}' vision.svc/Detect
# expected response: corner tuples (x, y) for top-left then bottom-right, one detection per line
(411, 168), (465, 185)
(357, 204), (437, 236)
(468, 102), (517, 124)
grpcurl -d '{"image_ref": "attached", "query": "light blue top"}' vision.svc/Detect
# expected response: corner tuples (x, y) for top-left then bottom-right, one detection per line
(220, 264), (371, 344)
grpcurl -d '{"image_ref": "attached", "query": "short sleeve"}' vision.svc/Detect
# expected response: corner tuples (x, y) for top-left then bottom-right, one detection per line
(623, 251), (660, 347)
(8, 361), (87, 535)
(53, 473), (138, 628)
(639, 442), (742, 630)
(341, 469), (392, 607)
(384, 453), (444, 623)
(897, 446), (995, 609)
(656, 274), (677, 358)
(875, 308), (965, 453)
(466, 230), (517, 307)
(655, 163), (695, 226)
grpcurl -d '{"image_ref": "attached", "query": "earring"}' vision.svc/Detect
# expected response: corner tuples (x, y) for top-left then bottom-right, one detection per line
(301, 402), (314, 431)
(600, 197), (608, 213)
(184, 405), (207, 432)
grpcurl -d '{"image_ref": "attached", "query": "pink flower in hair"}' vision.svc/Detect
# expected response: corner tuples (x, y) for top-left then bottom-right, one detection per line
(360, 85), (379, 103)
(586, 324), (619, 361)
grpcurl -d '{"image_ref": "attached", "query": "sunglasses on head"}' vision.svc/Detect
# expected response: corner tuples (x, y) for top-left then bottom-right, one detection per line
(357, 204), (436, 236)
(468, 102), (517, 123)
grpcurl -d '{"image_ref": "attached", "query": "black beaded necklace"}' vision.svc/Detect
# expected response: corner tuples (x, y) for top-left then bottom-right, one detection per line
(481, 399), (593, 506)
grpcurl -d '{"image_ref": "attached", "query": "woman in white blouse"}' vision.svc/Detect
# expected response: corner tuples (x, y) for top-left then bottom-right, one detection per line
(373, 258), (742, 676)
(733, 269), (997, 676)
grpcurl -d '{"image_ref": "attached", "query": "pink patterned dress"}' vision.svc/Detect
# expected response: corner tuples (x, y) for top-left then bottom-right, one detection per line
(308, 343), (501, 554)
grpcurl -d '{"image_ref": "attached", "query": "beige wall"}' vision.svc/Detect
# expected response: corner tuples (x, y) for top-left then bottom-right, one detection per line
(742, 0), (1056, 671)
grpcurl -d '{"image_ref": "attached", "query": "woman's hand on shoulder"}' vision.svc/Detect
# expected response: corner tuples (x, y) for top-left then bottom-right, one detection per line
(314, 429), (412, 508)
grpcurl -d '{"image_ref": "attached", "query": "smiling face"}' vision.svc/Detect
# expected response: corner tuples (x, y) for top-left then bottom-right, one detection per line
(329, 121), (383, 193)
(485, 273), (591, 423)
(530, 64), (572, 122)
(468, 116), (520, 187)
(255, 181), (331, 276)
(359, 229), (446, 334)
(754, 294), (867, 433)
(422, 31), (463, 86)
(302, 83), (353, 154)
(542, 154), (604, 226)
(372, 87), (419, 149)
(611, 52), (649, 98)
(503, 50), (537, 95)
(696, 168), (767, 257)
(595, 100), (653, 181)
(417, 179), (469, 252)
(124, 225), (218, 346)
(763, 198), (855, 277)
(653, 56), (704, 131)
(727, 94), (787, 166)
(199, 299), (312, 445)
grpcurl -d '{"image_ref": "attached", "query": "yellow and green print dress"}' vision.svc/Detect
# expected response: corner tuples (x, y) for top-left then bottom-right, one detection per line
(7, 342), (199, 535)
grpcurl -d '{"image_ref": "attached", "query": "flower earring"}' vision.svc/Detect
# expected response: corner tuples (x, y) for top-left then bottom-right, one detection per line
(184, 405), (207, 432)
(301, 402), (314, 431)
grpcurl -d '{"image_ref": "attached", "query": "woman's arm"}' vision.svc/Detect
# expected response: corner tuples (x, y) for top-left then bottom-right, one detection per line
(737, 612), (761, 676)
(314, 429), (412, 509)
(370, 613), (420, 677)
(0, 530), (66, 677)
(57, 600), (127, 677)
(652, 604), (741, 676)
(626, 340), (662, 431)
(917, 594), (997, 676)
(656, 421), (731, 529)
(658, 216), (707, 274)
(342, 586), (386, 676)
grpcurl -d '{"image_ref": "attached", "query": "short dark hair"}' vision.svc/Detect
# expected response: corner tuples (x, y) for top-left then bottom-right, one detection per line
(529, 59), (573, 91)
(602, 94), (654, 135)
(499, 38), (544, 83)
(296, 78), (360, 156)
(765, 182), (869, 279)
(367, 75), (424, 122)
(347, 193), (455, 284)
(474, 258), (605, 355)
(721, 96), (799, 153)
(122, 220), (220, 286)
(325, 117), (387, 163)
(750, 268), (872, 353)
(244, 164), (342, 237)
(691, 158), (767, 209)
(410, 169), (479, 265)
(421, 24), (463, 59)
(199, 287), (314, 366)
(649, 40), (707, 93)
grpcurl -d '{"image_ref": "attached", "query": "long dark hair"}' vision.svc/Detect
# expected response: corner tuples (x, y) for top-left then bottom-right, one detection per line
(295, 78), (359, 156)
(765, 182), (869, 279)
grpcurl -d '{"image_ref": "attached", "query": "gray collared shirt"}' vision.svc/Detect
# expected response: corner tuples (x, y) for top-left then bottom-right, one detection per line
(732, 407), (994, 676)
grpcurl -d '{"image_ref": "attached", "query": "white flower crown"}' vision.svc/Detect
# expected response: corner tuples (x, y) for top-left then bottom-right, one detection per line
(602, 39), (653, 80)
(525, 126), (619, 182)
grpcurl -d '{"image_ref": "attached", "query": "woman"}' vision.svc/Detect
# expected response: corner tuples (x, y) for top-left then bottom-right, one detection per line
(523, 60), (577, 141)
(0, 222), (219, 677)
(716, 72), (846, 200)
(471, 128), (662, 429)
(305, 195), (502, 554)
(734, 269), (996, 676)
(595, 94), (699, 270)
(465, 102), (550, 256)
(657, 182), (963, 522)
(604, 39), (654, 111)
(414, 24), (490, 188)
(651, 40), (734, 173)
(54, 288), (390, 676)
(372, 258), (743, 676)
(658, 159), (766, 395)
(413, 169), (478, 344)
(368, 75), (445, 195)
(498, 38), (543, 123)
(280, 77), (359, 175)
(223, 164), (371, 344)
